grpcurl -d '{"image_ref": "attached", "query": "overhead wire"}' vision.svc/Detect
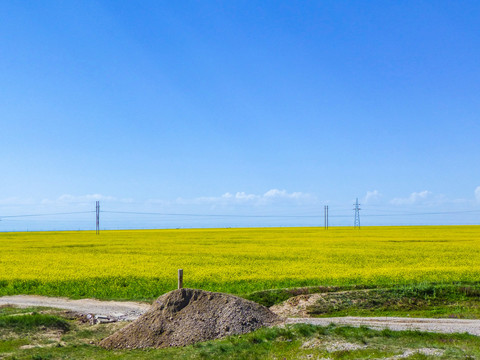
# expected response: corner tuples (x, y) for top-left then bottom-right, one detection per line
(0, 211), (94, 219)
(101, 210), (321, 218)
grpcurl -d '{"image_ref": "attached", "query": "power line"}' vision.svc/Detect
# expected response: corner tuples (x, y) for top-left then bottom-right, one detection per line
(101, 209), (480, 219)
(0, 211), (94, 219)
(1, 208), (478, 220)
(362, 209), (480, 217)
(101, 210), (321, 218)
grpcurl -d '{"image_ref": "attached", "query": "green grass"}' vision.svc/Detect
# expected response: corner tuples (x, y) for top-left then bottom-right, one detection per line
(0, 306), (51, 316)
(0, 313), (70, 333)
(1, 320), (480, 359)
(0, 338), (30, 353)
(0, 276), (171, 302)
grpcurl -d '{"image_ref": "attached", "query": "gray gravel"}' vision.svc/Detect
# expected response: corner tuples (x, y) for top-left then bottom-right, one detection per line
(0, 295), (150, 321)
(286, 316), (480, 336)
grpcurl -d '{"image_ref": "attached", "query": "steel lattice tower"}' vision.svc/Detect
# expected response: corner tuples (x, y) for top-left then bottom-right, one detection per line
(354, 198), (361, 228)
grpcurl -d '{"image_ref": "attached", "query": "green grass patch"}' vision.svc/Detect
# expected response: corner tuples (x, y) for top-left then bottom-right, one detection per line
(0, 338), (30, 353)
(0, 305), (52, 316)
(0, 313), (70, 332)
(0, 277), (333, 302)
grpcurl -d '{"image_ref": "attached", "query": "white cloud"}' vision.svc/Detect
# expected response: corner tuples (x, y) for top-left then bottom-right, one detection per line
(167, 189), (314, 206)
(475, 186), (480, 202)
(263, 189), (309, 200)
(264, 189), (287, 198)
(391, 190), (432, 205)
(231, 192), (259, 201)
(364, 190), (381, 204)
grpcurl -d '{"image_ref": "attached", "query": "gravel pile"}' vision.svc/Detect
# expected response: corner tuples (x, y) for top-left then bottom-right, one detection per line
(99, 288), (281, 349)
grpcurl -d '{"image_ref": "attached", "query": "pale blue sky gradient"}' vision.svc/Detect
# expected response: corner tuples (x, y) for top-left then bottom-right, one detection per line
(1, 1), (479, 230)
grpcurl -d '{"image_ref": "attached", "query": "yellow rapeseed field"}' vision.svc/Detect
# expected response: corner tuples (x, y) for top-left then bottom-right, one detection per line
(1, 226), (479, 299)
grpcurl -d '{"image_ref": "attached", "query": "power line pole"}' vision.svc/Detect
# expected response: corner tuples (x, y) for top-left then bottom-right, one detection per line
(354, 198), (361, 228)
(96, 201), (100, 235)
(324, 205), (329, 229)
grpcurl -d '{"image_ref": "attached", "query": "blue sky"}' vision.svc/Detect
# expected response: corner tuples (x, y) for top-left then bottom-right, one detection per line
(1, 1), (479, 230)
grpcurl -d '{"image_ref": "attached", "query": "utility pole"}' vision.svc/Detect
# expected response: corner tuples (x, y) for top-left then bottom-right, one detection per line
(324, 205), (329, 229)
(96, 201), (100, 235)
(354, 198), (361, 229)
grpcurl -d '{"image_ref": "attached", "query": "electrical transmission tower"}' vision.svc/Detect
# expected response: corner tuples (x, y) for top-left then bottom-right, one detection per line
(95, 201), (100, 235)
(353, 198), (361, 228)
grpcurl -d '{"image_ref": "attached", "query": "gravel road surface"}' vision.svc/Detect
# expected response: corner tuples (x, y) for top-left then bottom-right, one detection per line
(0, 295), (150, 321)
(286, 317), (480, 336)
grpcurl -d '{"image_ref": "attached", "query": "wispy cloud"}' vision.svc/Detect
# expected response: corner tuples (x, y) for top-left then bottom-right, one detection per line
(475, 186), (480, 202)
(363, 190), (381, 204)
(391, 190), (432, 205)
(154, 189), (315, 207)
(263, 189), (308, 200)
(220, 192), (258, 202)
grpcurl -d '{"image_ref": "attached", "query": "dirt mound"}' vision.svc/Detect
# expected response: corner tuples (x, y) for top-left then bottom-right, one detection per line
(270, 293), (323, 317)
(99, 288), (281, 349)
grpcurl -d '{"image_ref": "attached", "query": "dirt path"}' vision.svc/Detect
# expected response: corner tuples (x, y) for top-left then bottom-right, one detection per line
(2, 295), (480, 336)
(286, 317), (480, 336)
(0, 295), (150, 321)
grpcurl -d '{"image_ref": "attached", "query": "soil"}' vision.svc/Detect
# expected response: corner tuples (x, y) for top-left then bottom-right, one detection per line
(99, 288), (281, 349)
(270, 293), (324, 317)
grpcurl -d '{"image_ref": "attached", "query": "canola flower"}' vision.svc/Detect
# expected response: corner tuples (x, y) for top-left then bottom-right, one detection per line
(1, 226), (479, 300)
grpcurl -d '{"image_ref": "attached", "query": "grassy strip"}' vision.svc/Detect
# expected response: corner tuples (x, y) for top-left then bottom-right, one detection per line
(0, 306), (52, 316)
(0, 277), (397, 301)
(2, 322), (480, 359)
(0, 277), (337, 301)
(0, 313), (70, 332)
(4, 277), (477, 303)
(0, 277), (173, 301)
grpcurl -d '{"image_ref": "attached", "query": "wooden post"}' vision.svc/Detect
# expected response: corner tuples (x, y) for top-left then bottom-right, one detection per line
(178, 269), (183, 289)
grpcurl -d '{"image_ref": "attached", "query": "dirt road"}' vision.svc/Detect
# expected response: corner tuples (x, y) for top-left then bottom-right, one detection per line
(0, 295), (150, 321)
(286, 317), (480, 336)
(2, 295), (480, 336)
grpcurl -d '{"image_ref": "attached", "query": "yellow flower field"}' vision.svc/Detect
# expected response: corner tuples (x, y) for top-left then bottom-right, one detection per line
(1, 226), (479, 300)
